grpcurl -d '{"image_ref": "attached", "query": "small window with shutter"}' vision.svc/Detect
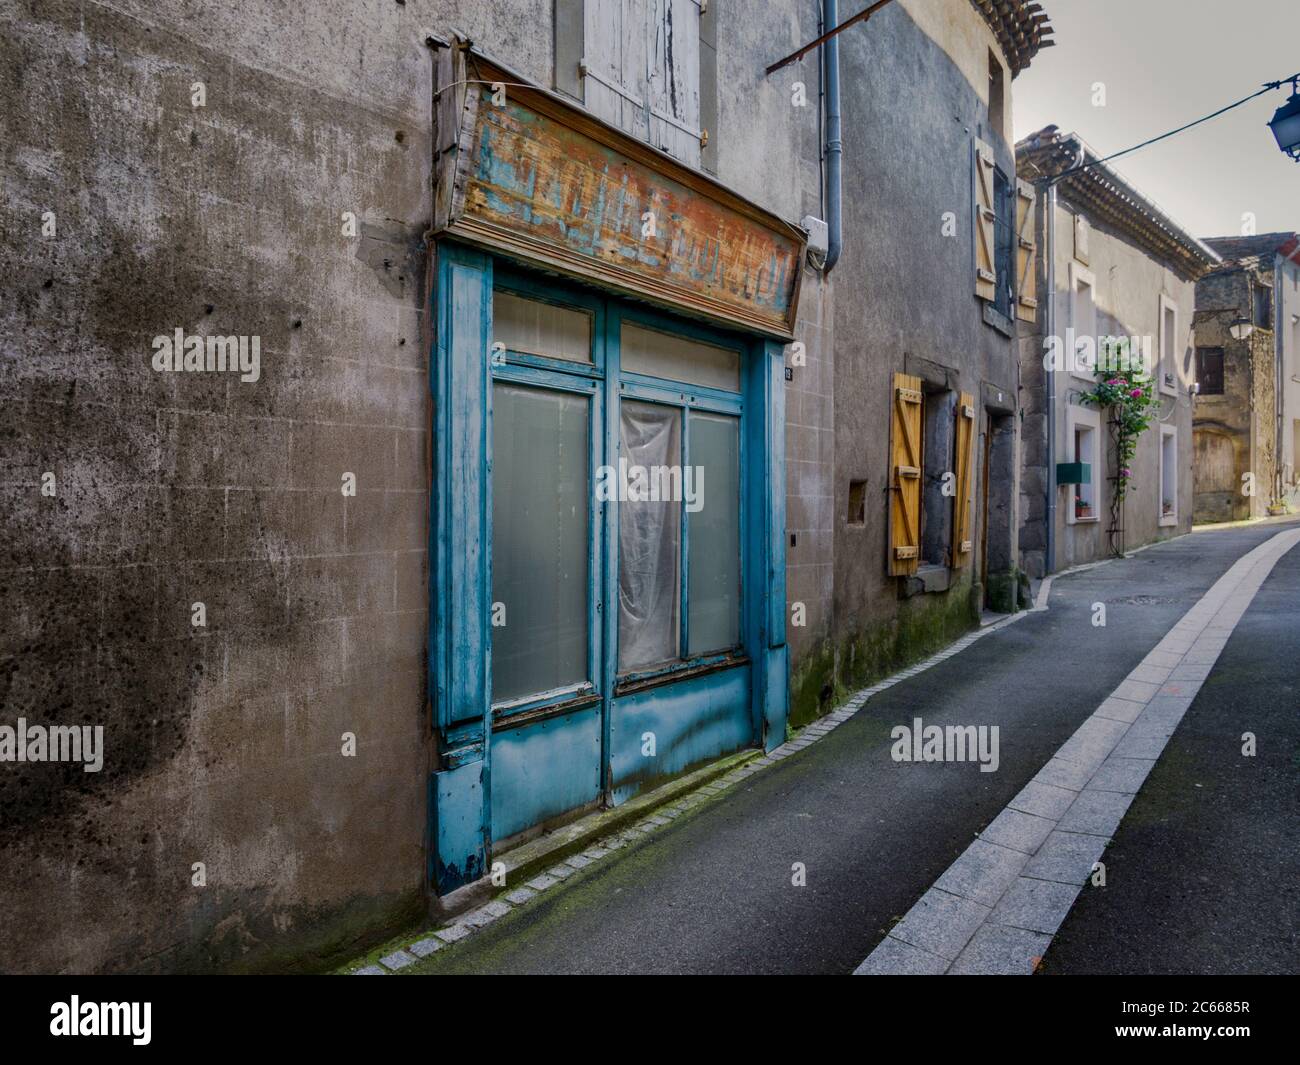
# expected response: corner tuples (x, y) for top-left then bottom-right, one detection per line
(891, 380), (976, 575)
(1196, 347), (1225, 395)
(1015, 180), (1038, 322)
(952, 393), (976, 563)
(888, 372), (924, 576)
(973, 139), (997, 303)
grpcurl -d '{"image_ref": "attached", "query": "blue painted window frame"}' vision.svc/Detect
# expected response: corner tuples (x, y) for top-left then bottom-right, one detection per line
(488, 264), (754, 710)
(429, 239), (788, 893)
(488, 273), (605, 724)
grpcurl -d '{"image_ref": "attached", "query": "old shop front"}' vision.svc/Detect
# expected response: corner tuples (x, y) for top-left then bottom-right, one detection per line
(427, 42), (803, 892)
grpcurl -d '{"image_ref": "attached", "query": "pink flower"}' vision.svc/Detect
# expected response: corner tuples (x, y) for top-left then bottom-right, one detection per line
(1130, 388), (1143, 398)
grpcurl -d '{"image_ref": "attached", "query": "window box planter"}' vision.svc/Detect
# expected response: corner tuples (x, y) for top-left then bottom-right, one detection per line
(1057, 461), (1091, 485)
(1075, 501), (1093, 519)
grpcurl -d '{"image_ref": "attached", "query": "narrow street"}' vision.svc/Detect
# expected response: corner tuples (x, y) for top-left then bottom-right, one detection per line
(1043, 535), (1300, 974)
(8, 0), (1300, 1020)
(399, 520), (1299, 975)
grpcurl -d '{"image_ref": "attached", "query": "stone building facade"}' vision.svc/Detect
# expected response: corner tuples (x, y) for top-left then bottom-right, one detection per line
(1016, 129), (1218, 575)
(792, 0), (1051, 723)
(1192, 233), (1300, 523)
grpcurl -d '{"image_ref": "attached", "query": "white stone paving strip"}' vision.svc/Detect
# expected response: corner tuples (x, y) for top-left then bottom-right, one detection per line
(854, 526), (1300, 976)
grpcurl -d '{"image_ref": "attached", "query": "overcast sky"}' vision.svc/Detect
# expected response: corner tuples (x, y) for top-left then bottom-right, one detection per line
(1011, 0), (1300, 240)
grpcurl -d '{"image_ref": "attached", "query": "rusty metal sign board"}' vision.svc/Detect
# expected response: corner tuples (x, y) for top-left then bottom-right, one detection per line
(433, 43), (805, 339)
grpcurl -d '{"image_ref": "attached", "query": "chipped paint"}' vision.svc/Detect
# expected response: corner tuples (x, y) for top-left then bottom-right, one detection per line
(435, 49), (804, 338)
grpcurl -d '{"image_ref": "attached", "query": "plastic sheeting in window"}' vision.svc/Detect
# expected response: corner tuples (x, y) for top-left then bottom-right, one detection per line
(618, 400), (682, 671)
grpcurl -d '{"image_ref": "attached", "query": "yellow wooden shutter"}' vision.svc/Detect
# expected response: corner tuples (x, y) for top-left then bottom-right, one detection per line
(973, 139), (997, 302)
(952, 393), (976, 562)
(888, 372), (923, 576)
(1015, 179), (1038, 323)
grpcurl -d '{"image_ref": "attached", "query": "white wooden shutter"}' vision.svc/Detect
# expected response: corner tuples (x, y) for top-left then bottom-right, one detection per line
(582, 1), (702, 167)
(582, 0), (650, 143)
(646, 0), (702, 166)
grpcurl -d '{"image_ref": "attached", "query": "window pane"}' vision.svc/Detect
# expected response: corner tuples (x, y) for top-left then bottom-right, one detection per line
(621, 322), (740, 392)
(1075, 280), (1096, 372)
(993, 168), (1013, 316)
(494, 290), (592, 363)
(1160, 431), (1177, 518)
(1197, 347), (1224, 395)
(688, 412), (741, 653)
(618, 401), (681, 672)
(491, 382), (589, 702)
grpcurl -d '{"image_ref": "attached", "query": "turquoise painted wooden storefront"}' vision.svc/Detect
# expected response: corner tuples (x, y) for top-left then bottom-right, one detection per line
(430, 246), (790, 892)
(427, 41), (801, 893)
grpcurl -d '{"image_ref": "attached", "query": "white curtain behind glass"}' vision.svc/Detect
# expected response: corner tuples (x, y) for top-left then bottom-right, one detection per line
(618, 401), (681, 671)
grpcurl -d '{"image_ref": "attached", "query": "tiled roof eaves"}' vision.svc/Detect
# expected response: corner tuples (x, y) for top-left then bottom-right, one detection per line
(1017, 132), (1220, 281)
(969, 0), (1054, 78)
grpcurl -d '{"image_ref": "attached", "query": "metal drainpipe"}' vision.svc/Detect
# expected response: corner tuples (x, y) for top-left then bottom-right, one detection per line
(823, 0), (842, 272)
(1275, 256), (1285, 507)
(1045, 182), (1058, 574)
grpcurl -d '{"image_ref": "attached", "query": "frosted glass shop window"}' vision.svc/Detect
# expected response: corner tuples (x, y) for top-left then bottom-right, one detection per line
(621, 322), (741, 392)
(687, 412), (741, 654)
(493, 290), (592, 363)
(491, 382), (590, 702)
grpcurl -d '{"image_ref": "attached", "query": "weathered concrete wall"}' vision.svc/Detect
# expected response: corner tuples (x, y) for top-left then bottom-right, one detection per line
(817, 0), (1017, 712)
(705, 1), (834, 727)
(0, 0), (836, 972)
(0, 0), (570, 974)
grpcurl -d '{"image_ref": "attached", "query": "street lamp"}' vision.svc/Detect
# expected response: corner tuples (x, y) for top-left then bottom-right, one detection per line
(1229, 315), (1255, 341)
(1268, 78), (1300, 161)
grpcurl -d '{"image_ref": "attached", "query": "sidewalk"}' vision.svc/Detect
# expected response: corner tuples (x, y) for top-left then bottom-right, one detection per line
(351, 520), (1297, 975)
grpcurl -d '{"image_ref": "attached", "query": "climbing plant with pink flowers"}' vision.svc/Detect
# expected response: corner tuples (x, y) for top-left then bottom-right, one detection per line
(1082, 340), (1160, 556)
(1083, 365), (1158, 502)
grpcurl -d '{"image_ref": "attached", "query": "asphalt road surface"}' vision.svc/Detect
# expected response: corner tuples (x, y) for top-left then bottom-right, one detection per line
(1042, 535), (1299, 975)
(406, 521), (1297, 975)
